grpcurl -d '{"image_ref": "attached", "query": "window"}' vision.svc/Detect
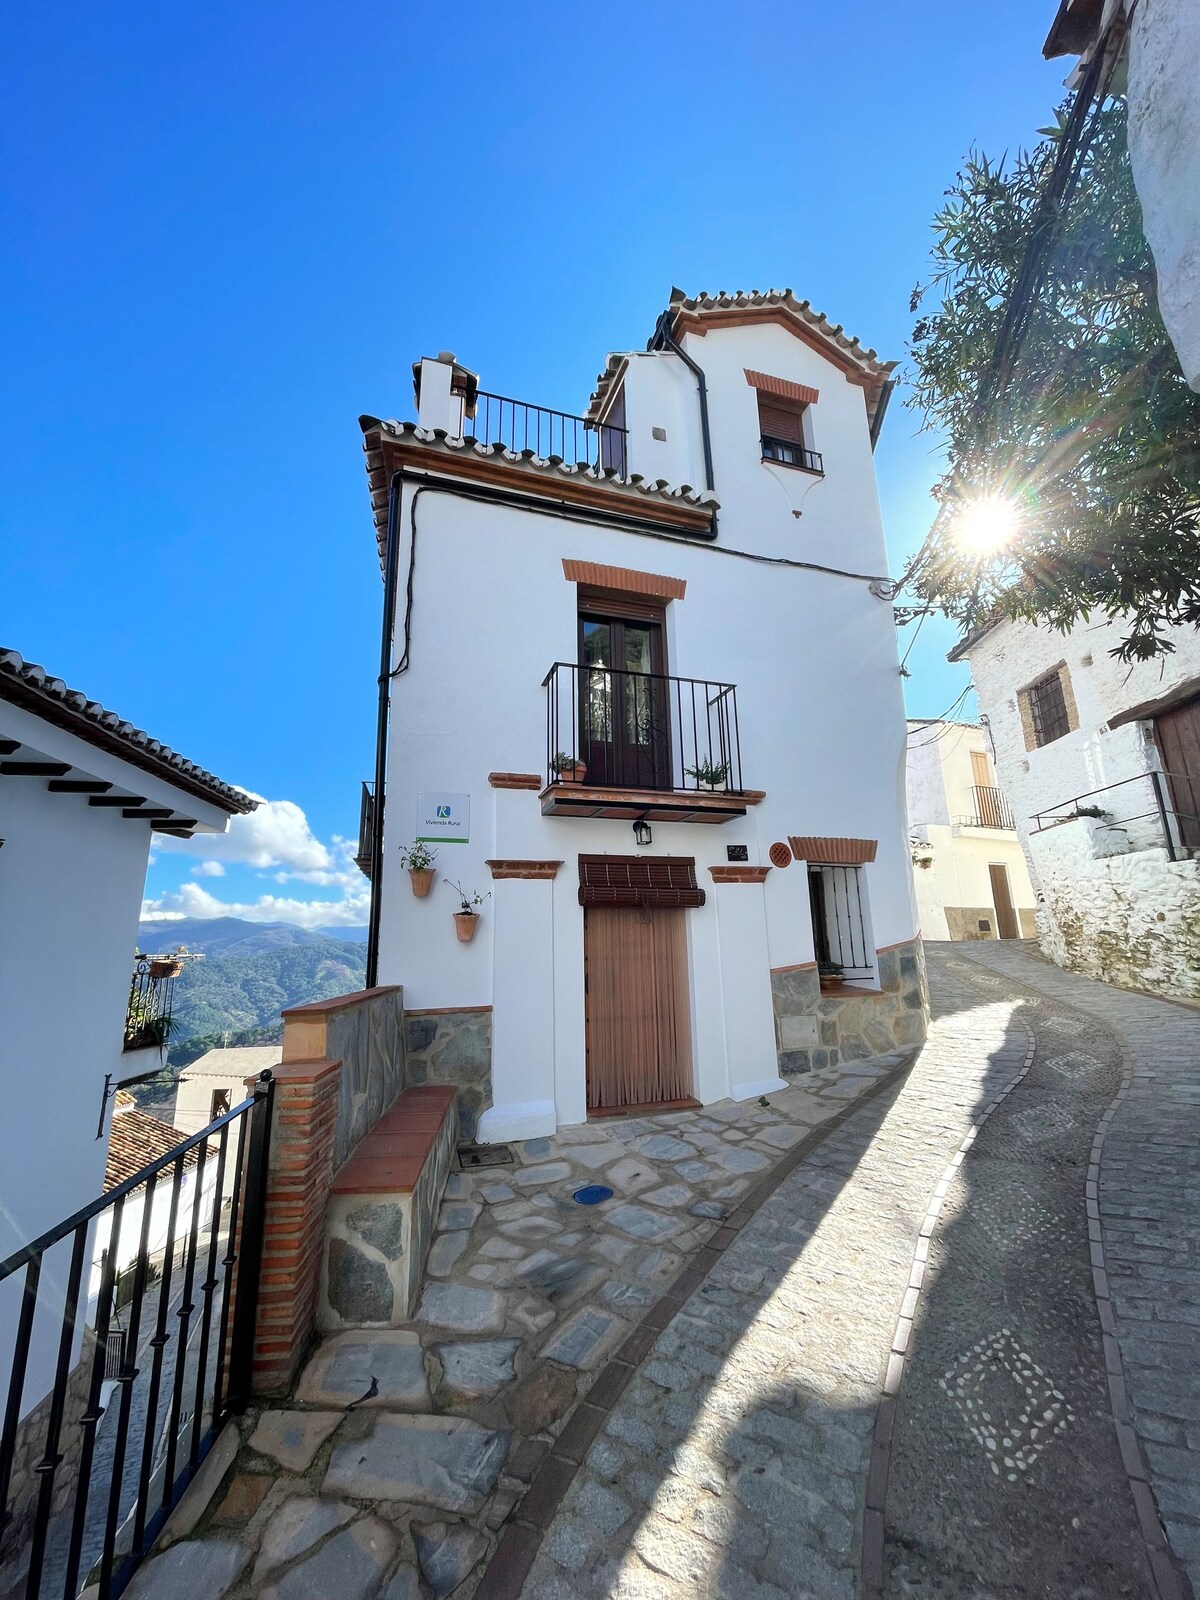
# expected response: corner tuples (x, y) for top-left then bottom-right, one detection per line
(1026, 670), (1071, 747)
(210, 1088), (231, 1121)
(807, 865), (873, 979)
(757, 393), (822, 474)
(578, 598), (669, 790)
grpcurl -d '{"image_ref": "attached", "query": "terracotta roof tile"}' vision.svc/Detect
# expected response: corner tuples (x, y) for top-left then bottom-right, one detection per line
(104, 1109), (199, 1191)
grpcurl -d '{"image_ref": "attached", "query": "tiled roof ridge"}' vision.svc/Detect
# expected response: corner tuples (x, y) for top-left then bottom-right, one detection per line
(586, 287), (897, 421)
(0, 648), (255, 814)
(362, 419), (720, 514)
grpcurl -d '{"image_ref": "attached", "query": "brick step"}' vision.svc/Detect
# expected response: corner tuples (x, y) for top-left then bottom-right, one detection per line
(320, 1085), (457, 1331)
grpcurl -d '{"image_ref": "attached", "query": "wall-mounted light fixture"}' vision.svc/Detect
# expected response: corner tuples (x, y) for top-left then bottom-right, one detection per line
(632, 819), (652, 848)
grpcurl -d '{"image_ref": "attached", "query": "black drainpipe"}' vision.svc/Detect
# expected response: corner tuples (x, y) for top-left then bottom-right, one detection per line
(365, 470), (403, 988)
(651, 309), (717, 532)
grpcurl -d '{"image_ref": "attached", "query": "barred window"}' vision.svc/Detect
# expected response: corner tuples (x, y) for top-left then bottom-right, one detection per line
(1028, 670), (1070, 747)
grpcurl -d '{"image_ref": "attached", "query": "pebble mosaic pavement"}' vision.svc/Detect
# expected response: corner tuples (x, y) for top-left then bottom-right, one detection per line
(119, 942), (1199, 1600)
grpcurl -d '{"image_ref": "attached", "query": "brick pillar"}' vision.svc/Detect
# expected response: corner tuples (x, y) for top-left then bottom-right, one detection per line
(249, 1057), (341, 1395)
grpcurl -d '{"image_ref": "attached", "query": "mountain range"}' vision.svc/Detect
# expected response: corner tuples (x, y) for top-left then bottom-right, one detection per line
(136, 918), (368, 1066)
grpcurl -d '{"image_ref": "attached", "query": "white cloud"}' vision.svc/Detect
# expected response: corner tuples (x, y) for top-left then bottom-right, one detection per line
(141, 880), (369, 931)
(192, 860), (226, 878)
(156, 794), (333, 874)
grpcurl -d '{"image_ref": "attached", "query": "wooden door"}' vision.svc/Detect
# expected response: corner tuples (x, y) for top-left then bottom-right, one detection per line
(1154, 699), (1200, 849)
(579, 612), (670, 790)
(970, 749), (992, 788)
(584, 907), (693, 1111)
(989, 863), (1019, 940)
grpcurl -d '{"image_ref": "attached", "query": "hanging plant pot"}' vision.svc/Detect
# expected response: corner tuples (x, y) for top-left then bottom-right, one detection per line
(149, 958), (184, 980)
(409, 868), (436, 898)
(454, 911), (480, 943)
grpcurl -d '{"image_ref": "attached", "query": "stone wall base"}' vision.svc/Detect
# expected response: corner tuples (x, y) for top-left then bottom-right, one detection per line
(404, 1008), (492, 1141)
(771, 937), (929, 1078)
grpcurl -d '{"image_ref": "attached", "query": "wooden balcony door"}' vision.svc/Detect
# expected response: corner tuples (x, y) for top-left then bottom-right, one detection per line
(1154, 698), (1200, 849)
(988, 863), (1019, 940)
(584, 907), (693, 1112)
(579, 609), (670, 790)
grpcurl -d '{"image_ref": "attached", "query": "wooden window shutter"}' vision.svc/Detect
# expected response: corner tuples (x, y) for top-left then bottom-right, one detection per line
(578, 855), (706, 909)
(758, 396), (804, 443)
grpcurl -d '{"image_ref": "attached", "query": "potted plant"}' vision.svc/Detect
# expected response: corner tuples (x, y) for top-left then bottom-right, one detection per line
(685, 757), (730, 792)
(399, 840), (439, 897)
(148, 954), (185, 980)
(818, 959), (844, 994)
(551, 751), (587, 784)
(446, 881), (491, 942)
(125, 1008), (178, 1051)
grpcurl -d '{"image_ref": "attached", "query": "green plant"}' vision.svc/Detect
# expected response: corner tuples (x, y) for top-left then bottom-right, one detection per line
(399, 840), (438, 871)
(550, 751), (584, 774)
(125, 1008), (178, 1049)
(1072, 804), (1110, 820)
(818, 959), (844, 979)
(685, 757), (730, 786)
(445, 881), (491, 915)
(906, 99), (1200, 662)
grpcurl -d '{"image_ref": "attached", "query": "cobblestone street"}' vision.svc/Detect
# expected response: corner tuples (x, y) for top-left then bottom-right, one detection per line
(118, 943), (1199, 1600)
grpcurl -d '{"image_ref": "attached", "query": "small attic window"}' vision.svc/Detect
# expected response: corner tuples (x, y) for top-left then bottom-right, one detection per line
(745, 370), (823, 475)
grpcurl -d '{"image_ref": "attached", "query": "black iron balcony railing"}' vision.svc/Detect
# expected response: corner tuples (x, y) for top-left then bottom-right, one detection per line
(355, 781), (375, 881)
(761, 435), (824, 474)
(0, 1076), (273, 1600)
(968, 785), (1017, 830)
(466, 390), (628, 476)
(123, 955), (183, 1053)
(543, 662), (743, 795)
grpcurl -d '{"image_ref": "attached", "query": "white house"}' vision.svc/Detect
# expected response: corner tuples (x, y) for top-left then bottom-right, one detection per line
(0, 649), (252, 1459)
(947, 614), (1200, 995)
(359, 287), (928, 1143)
(905, 719), (1037, 942)
(173, 1044), (282, 1135)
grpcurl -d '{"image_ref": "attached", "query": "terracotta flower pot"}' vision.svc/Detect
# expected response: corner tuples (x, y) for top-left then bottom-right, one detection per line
(409, 868), (435, 898)
(556, 763), (586, 784)
(454, 911), (480, 943)
(149, 958), (184, 980)
(819, 972), (843, 993)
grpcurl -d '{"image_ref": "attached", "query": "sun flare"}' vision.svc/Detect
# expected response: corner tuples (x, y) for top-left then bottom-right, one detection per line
(955, 494), (1021, 556)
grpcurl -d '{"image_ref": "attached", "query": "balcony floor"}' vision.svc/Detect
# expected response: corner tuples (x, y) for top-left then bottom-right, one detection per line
(540, 782), (764, 824)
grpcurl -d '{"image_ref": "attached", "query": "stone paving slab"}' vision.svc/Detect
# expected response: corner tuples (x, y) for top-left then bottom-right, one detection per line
(127, 1055), (913, 1599)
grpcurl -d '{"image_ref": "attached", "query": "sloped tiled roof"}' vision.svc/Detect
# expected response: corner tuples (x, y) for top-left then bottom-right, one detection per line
(359, 420), (719, 567)
(182, 1044), (281, 1080)
(0, 649), (255, 814)
(104, 1109), (199, 1191)
(587, 286), (897, 429)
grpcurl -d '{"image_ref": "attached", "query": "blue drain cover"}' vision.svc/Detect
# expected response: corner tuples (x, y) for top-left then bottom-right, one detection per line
(572, 1184), (613, 1206)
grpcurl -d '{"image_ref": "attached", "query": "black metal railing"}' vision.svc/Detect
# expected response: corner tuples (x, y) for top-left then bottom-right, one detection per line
(967, 785), (1017, 831)
(0, 1076), (273, 1600)
(808, 865), (874, 979)
(1031, 768), (1200, 860)
(466, 391), (628, 476)
(543, 662), (743, 795)
(761, 435), (823, 474)
(123, 957), (182, 1053)
(354, 781), (375, 881)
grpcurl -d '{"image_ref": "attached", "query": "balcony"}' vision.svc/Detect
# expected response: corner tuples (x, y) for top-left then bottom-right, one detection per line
(761, 435), (823, 475)
(960, 785), (1017, 831)
(541, 663), (759, 823)
(355, 780), (375, 880)
(468, 390), (628, 476)
(123, 952), (185, 1051)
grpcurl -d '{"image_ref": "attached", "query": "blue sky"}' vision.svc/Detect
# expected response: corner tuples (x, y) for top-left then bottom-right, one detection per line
(0, 3), (1068, 928)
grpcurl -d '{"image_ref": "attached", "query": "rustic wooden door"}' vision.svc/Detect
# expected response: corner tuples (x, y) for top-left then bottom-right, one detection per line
(584, 907), (693, 1112)
(1154, 699), (1200, 849)
(988, 863), (1019, 940)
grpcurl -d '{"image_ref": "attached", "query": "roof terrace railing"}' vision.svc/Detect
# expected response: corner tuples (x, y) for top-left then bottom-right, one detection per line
(466, 391), (628, 476)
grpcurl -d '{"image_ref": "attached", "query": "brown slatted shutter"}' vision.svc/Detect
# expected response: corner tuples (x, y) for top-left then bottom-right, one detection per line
(578, 855), (705, 909)
(758, 396), (804, 443)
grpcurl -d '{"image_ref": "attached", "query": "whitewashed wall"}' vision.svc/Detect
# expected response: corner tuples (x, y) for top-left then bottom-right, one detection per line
(0, 702), (232, 1416)
(380, 323), (914, 1136)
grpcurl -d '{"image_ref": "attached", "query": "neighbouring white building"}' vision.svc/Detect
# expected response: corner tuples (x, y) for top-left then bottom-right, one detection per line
(359, 286), (928, 1142)
(948, 614), (1200, 996)
(1044, 0), (1200, 391)
(173, 1044), (282, 1135)
(0, 649), (252, 1484)
(905, 719), (1037, 943)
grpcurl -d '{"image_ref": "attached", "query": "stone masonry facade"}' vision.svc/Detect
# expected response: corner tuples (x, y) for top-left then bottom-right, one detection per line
(771, 935), (929, 1077)
(403, 1007), (493, 1142)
